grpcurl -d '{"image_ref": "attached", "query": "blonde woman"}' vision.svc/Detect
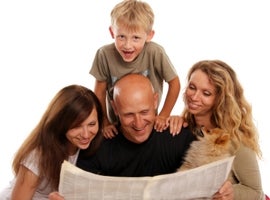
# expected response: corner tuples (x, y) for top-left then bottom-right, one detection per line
(168, 60), (265, 199)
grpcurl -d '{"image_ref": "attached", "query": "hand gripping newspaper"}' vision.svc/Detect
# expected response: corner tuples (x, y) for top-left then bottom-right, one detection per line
(58, 156), (234, 200)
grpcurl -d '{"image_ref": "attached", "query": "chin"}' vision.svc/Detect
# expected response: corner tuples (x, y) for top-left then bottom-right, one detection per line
(79, 144), (90, 150)
(123, 57), (135, 62)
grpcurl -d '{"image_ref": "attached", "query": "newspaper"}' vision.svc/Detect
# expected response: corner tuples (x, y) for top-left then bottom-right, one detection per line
(59, 156), (234, 200)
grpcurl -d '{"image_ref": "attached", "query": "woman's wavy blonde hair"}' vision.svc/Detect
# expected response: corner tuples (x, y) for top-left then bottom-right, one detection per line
(182, 60), (262, 158)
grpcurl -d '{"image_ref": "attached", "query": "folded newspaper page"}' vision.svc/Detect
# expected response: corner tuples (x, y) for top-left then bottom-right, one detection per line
(59, 156), (234, 200)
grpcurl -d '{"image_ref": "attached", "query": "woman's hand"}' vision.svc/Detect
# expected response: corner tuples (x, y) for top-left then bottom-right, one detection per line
(212, 180), (234, 200)
(48, 192), (64, 200)
(165, 115), (188, 136)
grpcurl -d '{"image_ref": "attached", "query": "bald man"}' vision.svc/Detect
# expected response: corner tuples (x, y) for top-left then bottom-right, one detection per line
(77, 74), (195, 176)
(49, 74), (234, 200)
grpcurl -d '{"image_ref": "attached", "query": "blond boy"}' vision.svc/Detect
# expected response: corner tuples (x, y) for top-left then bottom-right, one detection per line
(90, 0), (180, 138)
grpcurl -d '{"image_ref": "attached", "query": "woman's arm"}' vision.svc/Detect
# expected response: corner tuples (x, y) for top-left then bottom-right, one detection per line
(231, 145), (265, 200)
(11, 165), (38, 200)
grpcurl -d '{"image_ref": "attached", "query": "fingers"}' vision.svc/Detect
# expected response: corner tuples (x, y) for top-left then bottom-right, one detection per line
(154, 116), (167, 132)
(168, 116), (183, 136)
(102, 124), (118, 139)
(183, 121), (189, 128)
(154, 115), (185, 136)
(48, 192), (64, 200)
(212, 181), (234, 200)
(164, 115), (184, 136)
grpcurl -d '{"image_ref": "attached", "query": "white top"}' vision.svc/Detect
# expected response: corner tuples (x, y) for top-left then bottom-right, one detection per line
(0, 149), (80, 200)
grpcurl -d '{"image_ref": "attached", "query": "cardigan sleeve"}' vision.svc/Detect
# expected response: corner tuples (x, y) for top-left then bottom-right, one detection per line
(231, 144), (265, 200)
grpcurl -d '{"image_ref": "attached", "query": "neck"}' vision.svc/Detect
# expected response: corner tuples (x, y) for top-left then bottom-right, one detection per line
(68, 143), (78, 156)
(194, 115), (215, 130)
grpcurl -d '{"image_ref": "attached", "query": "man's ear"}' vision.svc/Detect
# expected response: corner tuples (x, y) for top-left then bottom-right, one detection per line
(153, 92), (159, 110)
(146, 30), (155, 42)
(109, 26), (115, 39)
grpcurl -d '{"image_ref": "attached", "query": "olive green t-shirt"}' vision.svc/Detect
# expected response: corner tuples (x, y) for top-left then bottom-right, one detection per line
(90, 41), (178, 123)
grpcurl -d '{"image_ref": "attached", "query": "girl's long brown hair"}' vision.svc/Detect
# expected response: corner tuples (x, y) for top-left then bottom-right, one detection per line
(12, 84), (103, 190)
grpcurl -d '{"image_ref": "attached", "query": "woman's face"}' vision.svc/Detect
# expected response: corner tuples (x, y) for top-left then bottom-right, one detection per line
(185, 69), (216, 118)
(66, 108), (99, 155)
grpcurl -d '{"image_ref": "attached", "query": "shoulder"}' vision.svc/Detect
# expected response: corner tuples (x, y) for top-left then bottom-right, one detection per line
(98, 133), (128, 149)
(20, 149), (40, 176)
(176, 127), (197, 145)
(142, 42), (173, 66)
(233, 144), (258, 165)
(174, 126), (196, 139)
(152, 127), (195, 142)
(232, 144), (261, 180)
(96, 43), (115, 54)
(144, 41), (165, 52)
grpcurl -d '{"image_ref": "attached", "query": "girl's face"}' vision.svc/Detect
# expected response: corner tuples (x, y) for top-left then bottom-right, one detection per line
(66, 108), (99, 155)
(185, 69), (216, 119)
(109, 24), (154, 62)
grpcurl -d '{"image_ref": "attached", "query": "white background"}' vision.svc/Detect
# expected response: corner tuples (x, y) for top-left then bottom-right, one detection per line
(0, 0), (269, 195)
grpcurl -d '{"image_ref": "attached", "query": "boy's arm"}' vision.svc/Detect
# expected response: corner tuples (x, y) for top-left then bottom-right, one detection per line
(155, 76), (180, 132)
(94, 80), (118, 138)
(94, 80), (108, 123)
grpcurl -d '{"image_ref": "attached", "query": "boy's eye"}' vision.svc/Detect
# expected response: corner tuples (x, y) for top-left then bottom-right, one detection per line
(117, 35), (125, 40)
(132, 36), (141, 41)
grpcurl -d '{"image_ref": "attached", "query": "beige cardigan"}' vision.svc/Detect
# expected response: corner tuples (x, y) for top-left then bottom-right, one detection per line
(230, 144), (265, 200)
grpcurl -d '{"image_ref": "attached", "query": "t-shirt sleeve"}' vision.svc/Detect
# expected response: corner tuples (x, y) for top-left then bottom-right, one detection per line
(150, 42), (178, 82)
(21, 150), (40, 176)
(89, 48), (110, 81)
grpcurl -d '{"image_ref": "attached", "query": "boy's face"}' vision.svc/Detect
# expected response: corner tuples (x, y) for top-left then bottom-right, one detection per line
(109, 24), (154, 62)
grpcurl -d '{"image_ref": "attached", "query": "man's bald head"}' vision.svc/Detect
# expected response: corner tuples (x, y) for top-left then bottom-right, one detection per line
(111, 74), (158, 143)
(113, 74), (155, 101)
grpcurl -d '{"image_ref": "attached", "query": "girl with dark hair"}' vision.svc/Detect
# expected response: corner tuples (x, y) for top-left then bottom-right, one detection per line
(0, 84), (103, 200)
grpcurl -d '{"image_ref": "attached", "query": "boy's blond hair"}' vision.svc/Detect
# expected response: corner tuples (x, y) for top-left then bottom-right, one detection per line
(110, 0), (154, 33)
